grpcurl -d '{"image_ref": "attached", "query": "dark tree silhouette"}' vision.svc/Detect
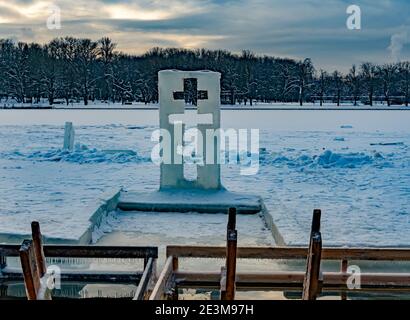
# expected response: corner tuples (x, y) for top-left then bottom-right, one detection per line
(0, 37), (409, 107)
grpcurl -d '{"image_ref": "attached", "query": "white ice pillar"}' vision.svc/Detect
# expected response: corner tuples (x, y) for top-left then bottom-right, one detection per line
(158, 70), (221, 190)
(63, 122), (75, 151)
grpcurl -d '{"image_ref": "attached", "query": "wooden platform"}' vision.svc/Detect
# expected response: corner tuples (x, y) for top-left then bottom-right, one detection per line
(117, 189), (262, 214)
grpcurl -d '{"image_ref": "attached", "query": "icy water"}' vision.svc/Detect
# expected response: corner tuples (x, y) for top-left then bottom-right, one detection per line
(0, 109), (409, 246)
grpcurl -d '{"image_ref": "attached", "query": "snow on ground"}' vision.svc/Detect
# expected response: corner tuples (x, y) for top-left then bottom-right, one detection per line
(95, 210), (274, 247)
(0, 108), (409, 246)
(2, 100), (410, 110)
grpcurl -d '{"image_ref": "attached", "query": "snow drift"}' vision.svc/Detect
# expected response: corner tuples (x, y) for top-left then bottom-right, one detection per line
(259, 149), (390, 169)
(2, 144), (149, 164)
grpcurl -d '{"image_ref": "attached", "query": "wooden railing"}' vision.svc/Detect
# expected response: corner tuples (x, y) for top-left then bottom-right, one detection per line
(164, 210), (410, 300)
(0, 222), (158, 300)
(166, 245), (410, 294)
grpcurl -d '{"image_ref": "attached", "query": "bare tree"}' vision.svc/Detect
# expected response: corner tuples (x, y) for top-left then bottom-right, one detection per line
(360, 63), (377, 106)
(289, 58), (315, 106)
(316, 69), (329, 106)
(240, 50), (257, 106)
(332, 71), (344, 106)
(6, 42), (30, 103)
(98, 37), (117, 102)
(346, 65), (361, 106)
(1, 37), (409, 107)
(398, 62), (410, 106)
(377, 64), (397, 106)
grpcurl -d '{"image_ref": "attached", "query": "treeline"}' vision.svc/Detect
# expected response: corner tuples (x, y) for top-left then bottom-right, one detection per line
(0, 37), (409, 106)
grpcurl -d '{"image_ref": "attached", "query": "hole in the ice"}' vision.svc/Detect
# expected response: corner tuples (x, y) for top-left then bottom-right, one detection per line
(173, 78), (208, 106)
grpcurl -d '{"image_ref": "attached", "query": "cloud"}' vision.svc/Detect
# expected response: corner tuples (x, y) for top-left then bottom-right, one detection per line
(0, 0), (410, 71)
(388, 29), (410, 62)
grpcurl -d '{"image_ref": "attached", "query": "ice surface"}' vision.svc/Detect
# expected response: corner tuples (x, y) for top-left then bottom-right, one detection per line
(0, 108), (409, 246)
(93, 210), (274, 247)
(1, 144), (147, 164)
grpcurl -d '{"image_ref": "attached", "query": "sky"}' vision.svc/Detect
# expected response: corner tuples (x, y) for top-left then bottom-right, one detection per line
(0, 0), (409, 72)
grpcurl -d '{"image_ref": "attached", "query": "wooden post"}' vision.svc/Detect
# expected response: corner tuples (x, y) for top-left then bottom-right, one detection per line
(340, 259), (348, 300)
(220, 266), (227, 299)
(223, 229), (237, 300)
(227, 207), (237, 230)
(19, 240), (40, 300)
(172, 257), (179, 272)
(302, 209), (323, 300)
(31, 221), (46, 278)
(0, 284), (7, 298)
(311, 209), (321, 234)
(171, 257), (179, 300)
(0, 253), (6, 270)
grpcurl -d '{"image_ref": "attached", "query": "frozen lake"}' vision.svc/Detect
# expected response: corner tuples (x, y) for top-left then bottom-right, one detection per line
(0, 109), (409, 246)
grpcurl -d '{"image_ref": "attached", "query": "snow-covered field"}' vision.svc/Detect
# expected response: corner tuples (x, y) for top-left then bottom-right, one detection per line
(0, 108), (409, 246)
(2, 101), (410, 111)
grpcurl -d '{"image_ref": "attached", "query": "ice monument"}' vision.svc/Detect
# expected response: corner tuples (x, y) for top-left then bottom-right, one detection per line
(63, 122), (75, 151)
(159, 70), (221, 190)
(117, 70), (262, 215)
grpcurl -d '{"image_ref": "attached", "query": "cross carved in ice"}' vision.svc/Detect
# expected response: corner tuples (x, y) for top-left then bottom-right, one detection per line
(169, 84), (213, 156)
(158, 70), (221, 190)
(169, 80), (213, 126)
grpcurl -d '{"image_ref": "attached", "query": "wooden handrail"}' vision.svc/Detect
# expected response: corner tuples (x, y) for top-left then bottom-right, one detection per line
(174, 271), (410, 291)
(31, 222), (47, 278)
(149, 256), (173, 300)
(134, 258), (154, 300)
(167, 246), (410, 261)
(0, 245), (158, 259)
(302, 210), (323, 300)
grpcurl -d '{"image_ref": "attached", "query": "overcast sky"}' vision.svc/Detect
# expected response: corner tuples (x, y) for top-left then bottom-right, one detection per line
(0, 0), (409, 72)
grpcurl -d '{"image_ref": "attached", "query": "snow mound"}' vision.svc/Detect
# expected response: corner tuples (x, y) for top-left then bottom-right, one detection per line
(260, 149), (389, 169)
(316, 150), (374, 168)
(2, 144), (150, 164)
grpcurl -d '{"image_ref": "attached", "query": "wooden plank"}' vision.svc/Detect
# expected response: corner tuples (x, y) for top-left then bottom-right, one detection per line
(311, 209), (321, 233)
(134, 258), (153, 300)
(1, 241), (409, 287)
(227, 207), (237, 230)
(220, 266), (227, 299)
(302, 232), (322, 300)
(0, 253), (6, 269)
(175, 271), (410, 290)
(1, 268), (142, 283)
(172, 257), (179, 272)
(31, 221), (47, 278)
(166, 246), (410, 261)
(0, 245), (158, 259)
(19, 240), (40, 300)
(1, 244), (409, 261)
(340, 259), (348, 300)
(302, 210), (323, 300)
(149, 256), (173, 300)
(224, 229), (237, 300)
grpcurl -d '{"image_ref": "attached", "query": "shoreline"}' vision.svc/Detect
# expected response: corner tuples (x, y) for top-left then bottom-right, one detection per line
(1, 106), (410, 111)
